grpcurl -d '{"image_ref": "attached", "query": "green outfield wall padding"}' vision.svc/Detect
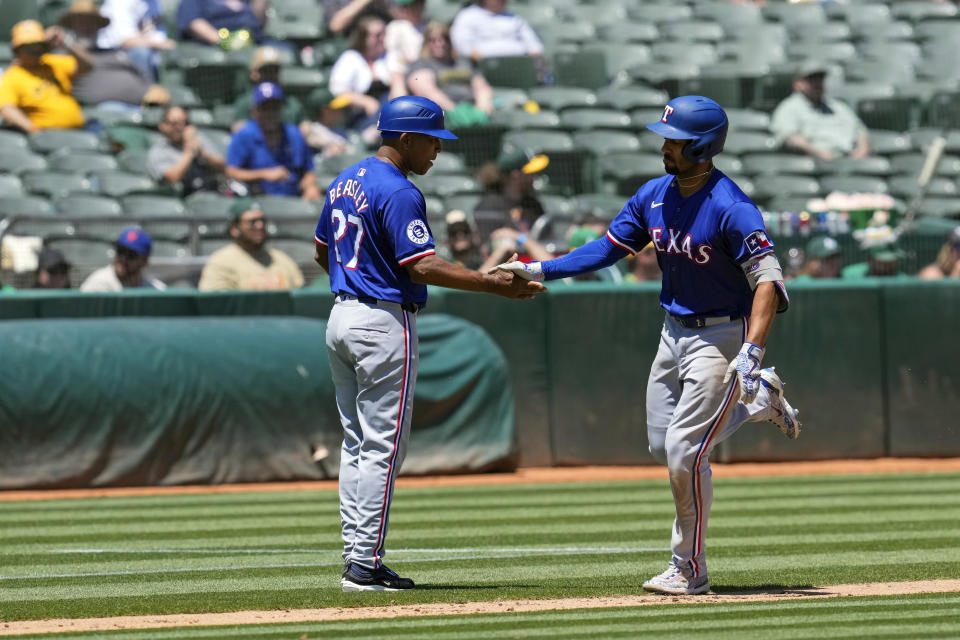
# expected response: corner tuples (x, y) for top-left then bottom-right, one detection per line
(882, 280), (960, 456)
(0, 314), (516, 489)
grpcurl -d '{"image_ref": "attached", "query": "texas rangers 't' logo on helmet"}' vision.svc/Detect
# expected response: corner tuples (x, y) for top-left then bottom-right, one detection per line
(661, 105), (675, 123)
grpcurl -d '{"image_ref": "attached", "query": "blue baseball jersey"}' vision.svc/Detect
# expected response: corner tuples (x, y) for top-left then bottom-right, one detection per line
(607, 169), (774, 318)
(315, 157), (436, 305)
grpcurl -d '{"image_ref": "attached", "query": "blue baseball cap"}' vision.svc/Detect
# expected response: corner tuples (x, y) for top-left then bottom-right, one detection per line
(116, 227), (152, 256)
(252, 82), (284, 106)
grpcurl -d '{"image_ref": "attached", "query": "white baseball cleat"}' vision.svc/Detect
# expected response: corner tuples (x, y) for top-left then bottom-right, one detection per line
(759, 367), (801, 440)
(643, 563), (710, 595)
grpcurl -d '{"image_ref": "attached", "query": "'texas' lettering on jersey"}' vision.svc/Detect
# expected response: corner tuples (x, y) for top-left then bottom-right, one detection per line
(328, 179), (369, 212)
(649, 227), (713, 265)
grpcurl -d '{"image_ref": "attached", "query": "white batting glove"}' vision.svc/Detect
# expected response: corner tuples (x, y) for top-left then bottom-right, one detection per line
(487, 260), (544, 282)
(723, 341), (765, 404)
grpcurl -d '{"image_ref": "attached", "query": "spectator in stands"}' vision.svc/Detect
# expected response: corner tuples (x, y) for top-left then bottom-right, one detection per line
(176, 0), (266, 47)
(322, 0), (390, 35)
(34, 247), (72, 289)
(149, 105), (226, 196)
(474, 147), (549, 234)
(58, 1), (170, 111)
(795, 236), (843, 280)
(0, 20), (94, 134)
(97, 0), (176, 80)
(407, 21), (494, 128)
(226, 82), (320, 199)
(439, 208), (485, 269)
(561, 225), (622, 283)
(450, 0), (544, 61)
(80, 227), (166, 291)
(626, 243), (661, 283)
(770, 61), (871, 161)
(919, 226), (960, 279)
(842, 240), (907, 279)
(231, 46), (306, 132)
(300, 87), (354, 157)
(385, 0), (426, 83)
(329, 16), (404, 143)
(198, 198), (304, 290)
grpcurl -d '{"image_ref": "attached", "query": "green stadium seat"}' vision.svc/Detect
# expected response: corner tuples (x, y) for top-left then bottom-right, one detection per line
(29, 129), (102, 154)
(598, 22), (659, 44)
(651, 43), (718, 65)
(914, 57), (960, 83)
(185, 191), (235, 218)
(53, 194), (123, 216)
(48, 150), (119, 173)
(832, 83), (897, 109)
(264, 16), (323, 46)
(164, 84), (204, 108)
(742, 153), (817, 176)
(625, 4), (692, 22)
(0, 195), (54, 217)
(317, 151), (369, 176)
(82, 106), (147, 128)
(725, 109), (771, 132)
(815, 157), (893, 177)
(121, 195), (187, 217)
(819, 175), (888, 195)
(254, 194), (319, 217)
(891, 1), (958, 21)
(527, 86), (598, 111)
(595, 85), (667, 111)
(856, 97), (924, 131)
(444, 124), (509, 169)
(787, 41), (855, 63)
(751, 175), (821, 201)
(717, 39), (787, 66)
(539, 22), (596, 47)
(572, 192), (628, 221)
(428, 153), (468, 175)
(0, 149), (47, 174)
(694, 1), (763, 26)
(538, 193), (578, 217)
(764, 196), (814, 213)
(573, 130), (642, 154)
(870, 130), (914, 155)
(850, 21), (914, 41)
(195, 128), (232, 156)
(539, 150), (599, 196)
(844, 60), (916, 86)
(910, 129), (960, 154)
(678, 62), (768, 110)
(826, 2), (891, 24)
(557, 2), (626, 26)
(93, 171), (162, 197)
(478, 56), (539, 90)
(787, 21), (851, 42)
(722, 173), (757, 199)
(630, 61), (701, 96)
(888, 176), (958, 200)
(21, 170), (94, 198)
(657, 21), (725, 43)
(116, 149), (151, 176)
(925, 92), (960, 129)
(138, 218), (192, 242)
(148, 239), (192, 259)
(582, 44), (653, 86)
(409, 174), (480, 198)
(558, 108), (632, 131)
(491, 88), (530, 111)
(279, 67), (329, 104)
(185, 108), (214, 127)
(722, 132), (778, 155)
(46, 238), (114, 270)
(102, 125), (163, 153)
(443, 194), (483, 217)
(552, 49), (608, 90)
(915, 197), (960, 218)
(913, 21), (960, 43)
(859, 41), (922, 64)
(891, 153), (960, 177)
(502, 129), (576, 153)
(271, 215), (319, 241)
(0, 129), (29, 149)
(510, 4), (557, 27)
(490, 108), (561, 129)
(0, 174), (23, 197)
(712, 155), (744, 175)
(763, 2), (826, 24)
(0, 43), (11, 64)
(598, 152), (665, 196)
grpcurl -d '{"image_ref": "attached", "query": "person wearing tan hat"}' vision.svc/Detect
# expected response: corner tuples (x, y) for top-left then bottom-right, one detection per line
(58, 0), (170, 109)
(230, 46), (305, 131)
(0, 19), (94, 133)
(770, 60), (870, 161)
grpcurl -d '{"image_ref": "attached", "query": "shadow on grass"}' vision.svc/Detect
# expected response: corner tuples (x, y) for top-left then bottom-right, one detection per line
(414, 584), (535, 591)
(711, 584), (818, 596)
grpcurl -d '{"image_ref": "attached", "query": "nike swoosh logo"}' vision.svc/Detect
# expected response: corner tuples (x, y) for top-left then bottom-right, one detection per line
(651, 202), (664, 208)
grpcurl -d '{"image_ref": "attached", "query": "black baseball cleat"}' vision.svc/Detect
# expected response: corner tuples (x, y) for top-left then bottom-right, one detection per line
(341, 563), (415, 592)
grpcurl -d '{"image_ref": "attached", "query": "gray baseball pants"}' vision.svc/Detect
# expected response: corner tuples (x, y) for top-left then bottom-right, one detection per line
(326, 296), (418, 570)
(645, 313), (777, 579)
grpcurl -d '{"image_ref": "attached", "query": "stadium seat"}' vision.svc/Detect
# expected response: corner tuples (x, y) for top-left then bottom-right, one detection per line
(763, 2), (826, 24)
(749, 72), (795, 112)
(93, 171), (163, 197)
(869, 130), (914, 155)
(712, 155), (744, 175)
(598, 22), (659, 44)
(832, 83), (897, 109)
(891, 153), (960, 178)
(120, 195), (187, 217)
(185, 191), (235, 218)
(0, 129), (29, 150)
(0, 174), (24, 197)
(254, 195), (319, 217)
(787, 41), (856, 63)
(271, 215), (319, 241)
(650, 42), (718, 65)
(657, 21), (725, 43)
(443, 124), (509, 169)
(598, 152), (665, 196)
(538, 150), (599, 196)
(539, 22), (596, 47)
(443, 194), (483, 217)
(925, 92), (960, 129)
(552, 49), (608, 90)
(279, 67), (329, 104)
(196, 128), (232, 156)
(595, 85), (668, 111)
(717, 39), (787, 66)
(742, 153), (818, 176)
(572, 192), (627, 221)
(816, 157), (893, 177)
(573, 130), (642, 154)
(527, 86), (597, 111)
(826, 2), (892, 24)
(856, 97), (924, 131)
(845, 60), (916, 86)
(502, 129), (576, 153)
(722, 132), (778, 155)
(428, 153), (468, 175)
(859, 41), (922, 64)
(916, 197), (960, 218)
(148, 239), (192, 259)
(509, 3), (556, 26)
(82, 106), (146, 128)
(0, 195), (54, 217)
(751, 175), (821, 201)
(45, 238), (114, 271)
(478, 56), (539, 90)
(913, 20), (960, 43)
(48, 150), (119, 173)
(164, 84), (204, 108)
(116, 149), (151, 176)
(410, 174), (480, 198)
(910, 129), (960, 154)
(819, 175), (888, 195)
(850, 21), (914, 41)
(787, 21), (851, 42)
(317, 151), (369, 176)
(630, 108), (668, 130)
(490, 108), (561, 129)
(891, 1), (958, 21)
(914, 57), (960, 83)
(0, 150), (47, 174)
(559, 108), (632, 131)
(102, 125), (163, 153)
(678, 62), (769, 110)
(694, 1), (763, 26)
(29, 129), (102, 154)
(53, 194), (123, 216)
(888, 176), (958, 199)
(21, 170), (94, 198)
(725, 109), (771, 132)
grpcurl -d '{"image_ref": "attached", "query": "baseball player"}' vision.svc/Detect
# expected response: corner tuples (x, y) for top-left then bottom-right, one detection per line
(491, 96), (801, 596)
(314, 95), (545, 592)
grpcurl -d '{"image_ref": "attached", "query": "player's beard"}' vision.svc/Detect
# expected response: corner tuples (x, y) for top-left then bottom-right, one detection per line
(663, 157), (679, 175)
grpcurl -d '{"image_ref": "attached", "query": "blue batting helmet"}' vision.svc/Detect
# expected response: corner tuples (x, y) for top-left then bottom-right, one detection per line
(377, 95), (458, 140)
(646, 95), (728, 163)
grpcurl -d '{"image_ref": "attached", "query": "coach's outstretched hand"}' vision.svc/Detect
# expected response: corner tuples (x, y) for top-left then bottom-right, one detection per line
(487, 255), (545, 282)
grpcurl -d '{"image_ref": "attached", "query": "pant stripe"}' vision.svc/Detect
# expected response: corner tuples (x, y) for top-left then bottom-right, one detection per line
(690, 317), (750, 576)
(373, 310), (411, 567)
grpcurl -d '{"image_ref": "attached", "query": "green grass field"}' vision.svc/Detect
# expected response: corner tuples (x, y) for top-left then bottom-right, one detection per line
(2, 472), (960, 638)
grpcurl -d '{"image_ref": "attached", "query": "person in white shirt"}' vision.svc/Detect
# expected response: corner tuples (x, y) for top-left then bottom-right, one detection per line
(96, 0), (175, 80)
(80, 228), (167, 292)
(450, 0), (543, 61)
(385, 0), (425, 80)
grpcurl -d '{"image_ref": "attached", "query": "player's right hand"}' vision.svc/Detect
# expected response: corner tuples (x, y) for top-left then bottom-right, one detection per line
(487, 255), (544, 282)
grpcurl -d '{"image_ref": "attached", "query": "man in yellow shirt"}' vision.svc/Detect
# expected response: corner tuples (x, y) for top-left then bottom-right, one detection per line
(0, 19), (94, 133)
(198, 198), (305, 290)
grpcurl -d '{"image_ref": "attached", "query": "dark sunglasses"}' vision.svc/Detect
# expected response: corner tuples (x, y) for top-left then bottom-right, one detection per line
(115, 246), (142, 259)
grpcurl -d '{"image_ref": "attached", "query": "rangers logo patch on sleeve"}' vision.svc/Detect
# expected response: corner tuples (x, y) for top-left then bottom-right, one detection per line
(744, 230), (772, 255)
(406, 219), (430, 245)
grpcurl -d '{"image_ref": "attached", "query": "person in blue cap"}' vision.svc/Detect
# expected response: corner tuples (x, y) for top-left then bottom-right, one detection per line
(80, 227), (166, 291)
(225, 81), (321, 200)
(314, 95), (545, 592)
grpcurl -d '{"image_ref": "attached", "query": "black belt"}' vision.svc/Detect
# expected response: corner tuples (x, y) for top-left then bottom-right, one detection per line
(338, 294), (421, 314)
(669, 313), (740, 329)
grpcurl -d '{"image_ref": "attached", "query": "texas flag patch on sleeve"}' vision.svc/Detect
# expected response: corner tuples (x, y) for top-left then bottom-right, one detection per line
(744, 230), (773, 255)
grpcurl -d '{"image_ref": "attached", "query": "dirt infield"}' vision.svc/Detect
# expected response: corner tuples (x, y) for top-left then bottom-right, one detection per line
(3, 580), (960, 636)
(3, 457), (960, 502)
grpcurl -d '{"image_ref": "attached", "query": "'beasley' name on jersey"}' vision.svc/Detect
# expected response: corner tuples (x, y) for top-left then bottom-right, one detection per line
(328, 178), (369, 212)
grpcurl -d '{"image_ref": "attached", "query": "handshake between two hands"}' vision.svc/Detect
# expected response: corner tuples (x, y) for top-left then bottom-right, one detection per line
(486, 254), (547, 299)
